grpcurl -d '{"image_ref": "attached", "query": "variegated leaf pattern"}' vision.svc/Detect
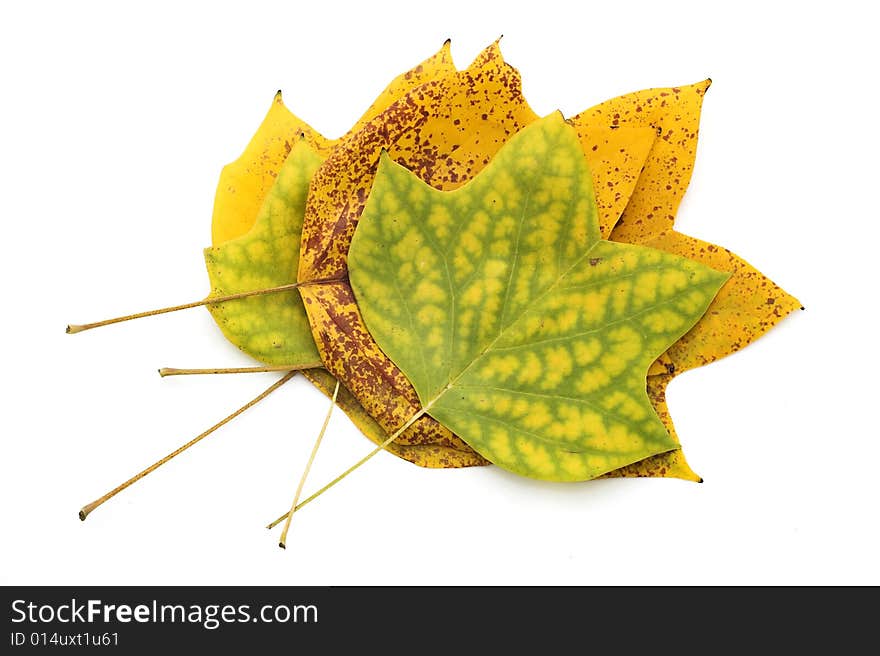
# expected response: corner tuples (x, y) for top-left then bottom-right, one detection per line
(349, 115), (728, 480)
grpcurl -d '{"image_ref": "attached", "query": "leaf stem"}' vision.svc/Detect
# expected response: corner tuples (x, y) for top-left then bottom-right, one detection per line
(66, 282), (301, 334)
(266, 405), (428, 529)
(278, 380), (340, 549)
(158, 363), (321, 377)
(78, 371), (297, 521)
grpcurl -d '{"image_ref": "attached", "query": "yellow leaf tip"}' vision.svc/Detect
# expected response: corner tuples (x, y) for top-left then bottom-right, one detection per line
(468, 39), (508, 71)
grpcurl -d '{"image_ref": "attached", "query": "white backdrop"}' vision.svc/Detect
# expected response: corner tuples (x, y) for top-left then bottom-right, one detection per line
(2, 1), (877, 585)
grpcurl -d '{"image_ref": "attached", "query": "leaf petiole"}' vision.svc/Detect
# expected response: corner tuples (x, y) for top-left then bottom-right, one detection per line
(78, 371), (297, 521)
(158, 363), (321, 377)
(66, 282), (302, 334)
(278, 380), (340, 549)
(267, 405), (429, 529)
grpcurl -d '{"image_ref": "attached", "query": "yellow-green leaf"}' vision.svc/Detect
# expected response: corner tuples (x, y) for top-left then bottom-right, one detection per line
(642, 230), (802, 375)
(349, 114), (728, 481)
(296, 43), (660, 471)
(212, 41), (457, 245)
(601, 374), (701, 481)
(204, 139), (324, 365)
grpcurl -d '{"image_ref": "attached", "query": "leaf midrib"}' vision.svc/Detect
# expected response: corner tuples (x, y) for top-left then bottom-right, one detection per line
(499, 187), (533, 331)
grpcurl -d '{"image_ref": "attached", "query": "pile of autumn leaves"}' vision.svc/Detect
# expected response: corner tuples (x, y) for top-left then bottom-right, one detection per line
(204, 41), (799, 484)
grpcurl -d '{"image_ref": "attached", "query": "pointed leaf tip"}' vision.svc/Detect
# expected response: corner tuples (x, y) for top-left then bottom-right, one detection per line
(375, 148), (398, 178)
(469, 39), (504, 69)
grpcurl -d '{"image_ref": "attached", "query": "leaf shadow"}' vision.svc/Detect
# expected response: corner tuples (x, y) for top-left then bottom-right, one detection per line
(478, 463), (656, 509)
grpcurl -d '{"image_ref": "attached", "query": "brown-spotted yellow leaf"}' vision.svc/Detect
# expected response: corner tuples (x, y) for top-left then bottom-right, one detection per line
(601, 374), (701, 481)
(212, 41), (457, 245)
(211, 93), (332, 245)
(348, 115), (728, 481)
(297, 42), (537, 458)
(642, 230), (802, 376)
(571, 80), (711, 243)
(204, 138), (324, 365)
(344, 39), (458, 140)
(580, 82), (800, 424)
(572, 125), (657, 236)
(299, 41), (538, 282)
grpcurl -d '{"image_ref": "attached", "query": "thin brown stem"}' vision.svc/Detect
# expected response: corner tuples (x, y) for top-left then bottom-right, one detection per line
(267, 405), (428, 530)
(79, 371), (297, 521)
(66, 282), (301, 334)
(158, 363), (322, 377)
(278, 380), (340, 549)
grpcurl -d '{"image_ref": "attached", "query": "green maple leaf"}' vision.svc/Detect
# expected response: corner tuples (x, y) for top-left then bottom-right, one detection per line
(204, 137), (323, 365)
(349, 114), (729, 481)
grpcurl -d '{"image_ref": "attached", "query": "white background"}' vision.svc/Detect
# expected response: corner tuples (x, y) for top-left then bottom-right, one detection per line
(1, 1), (877, 585)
